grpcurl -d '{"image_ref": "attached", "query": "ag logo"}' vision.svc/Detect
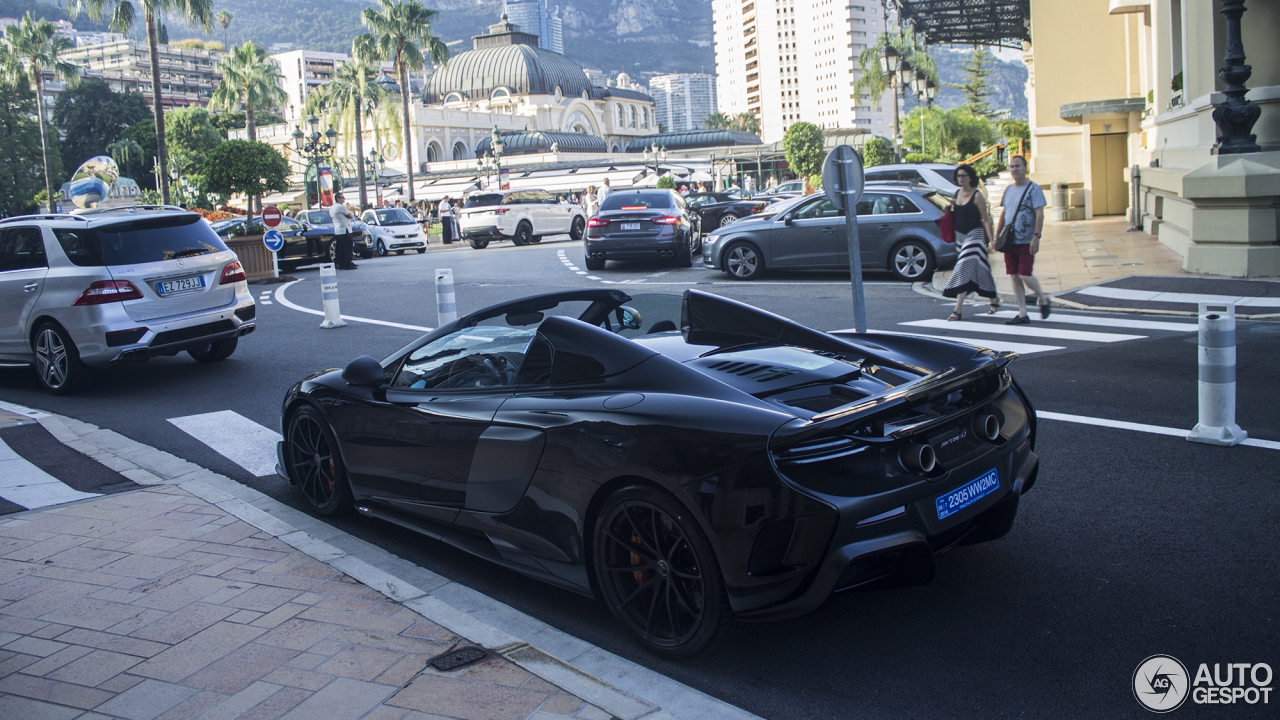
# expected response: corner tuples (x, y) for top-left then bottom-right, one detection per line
(1134, 655), (1190, 712)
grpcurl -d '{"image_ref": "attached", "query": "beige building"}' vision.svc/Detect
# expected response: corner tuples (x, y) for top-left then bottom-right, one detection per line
(1016, 0), (1279, 277)
(61, 39), (223, 109)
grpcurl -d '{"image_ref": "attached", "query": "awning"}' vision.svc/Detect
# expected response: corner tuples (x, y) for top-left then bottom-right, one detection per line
(261, 189), (307, 206)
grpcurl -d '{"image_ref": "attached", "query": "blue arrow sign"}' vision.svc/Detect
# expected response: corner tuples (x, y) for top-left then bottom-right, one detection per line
(263, 229), (285, 253)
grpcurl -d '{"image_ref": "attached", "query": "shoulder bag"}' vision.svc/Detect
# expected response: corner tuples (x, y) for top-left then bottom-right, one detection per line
(995, 184), (1031, 253)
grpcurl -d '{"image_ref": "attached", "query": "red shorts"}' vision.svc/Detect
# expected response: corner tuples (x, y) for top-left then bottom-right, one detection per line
(1004, 243), (1035, 276)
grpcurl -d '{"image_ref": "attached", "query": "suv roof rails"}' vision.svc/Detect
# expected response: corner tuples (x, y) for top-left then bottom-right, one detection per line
(0, 213), (89, 225)
(72, 204), (189, 216)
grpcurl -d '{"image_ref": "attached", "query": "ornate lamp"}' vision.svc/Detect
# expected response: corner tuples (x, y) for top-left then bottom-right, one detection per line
(292, 126), (304, 152)
(880, 44), (899, 76)
(925, 79), (937, 104)
(914, 69), (927, 97)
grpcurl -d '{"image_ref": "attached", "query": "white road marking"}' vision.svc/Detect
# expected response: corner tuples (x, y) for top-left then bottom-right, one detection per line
(988, 310), (1198, 332)
(0, 438), (100, 509)
(902, 319), (1145, 343)
(168, 410), (282, 477)
(1075, 286), (1280, 307)
(587, 276), (602, 280)
(275, 280), (432, 332)
(260, 300), (273, 305)
(575, 271), (587, 275)
(1039, 411), (1280, 451)
(845, 329), (1064, 354)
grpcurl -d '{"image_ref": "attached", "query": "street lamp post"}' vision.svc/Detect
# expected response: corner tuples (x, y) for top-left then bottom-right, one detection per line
(921, 79), (937, 159)
(881, 43), (901, 158)
(293, 113), (339, 208)
(366, 150), (383, 207)
(643, 141), (667, 182)
(490, 127), (505, 189)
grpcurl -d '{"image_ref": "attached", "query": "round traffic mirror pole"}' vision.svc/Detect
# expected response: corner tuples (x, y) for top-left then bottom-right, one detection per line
(823, 145), (866, 333)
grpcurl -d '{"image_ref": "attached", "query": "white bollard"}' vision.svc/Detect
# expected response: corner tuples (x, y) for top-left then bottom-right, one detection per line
(435, 268), (457, 326)
(318, 263), (347, 329)
(1187, 302), (1246, 446)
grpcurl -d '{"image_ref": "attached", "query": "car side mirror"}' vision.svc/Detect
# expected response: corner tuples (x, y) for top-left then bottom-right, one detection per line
(615, 305), (643, 330)
(342, 355), (384, 386)
(783, 215), (793, 226)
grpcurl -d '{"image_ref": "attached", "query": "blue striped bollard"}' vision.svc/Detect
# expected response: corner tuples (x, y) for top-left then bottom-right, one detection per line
(436, 268), (457, 327)
(1187, 302), (1246, 446)
(319, 263), (346, 329)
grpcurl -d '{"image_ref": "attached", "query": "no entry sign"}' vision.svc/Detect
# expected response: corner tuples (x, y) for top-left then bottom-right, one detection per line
(261, 205), (282, 228)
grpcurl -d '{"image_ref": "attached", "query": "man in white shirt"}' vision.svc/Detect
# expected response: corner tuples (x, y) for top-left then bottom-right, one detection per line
(994, 155), (1049, 323)
(328, 193), (357, 269)
(597, 178), (613, 205)
(438, 195), (455, 244)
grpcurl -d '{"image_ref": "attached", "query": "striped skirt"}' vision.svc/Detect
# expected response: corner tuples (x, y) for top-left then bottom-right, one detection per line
(942, 228), (998, 299)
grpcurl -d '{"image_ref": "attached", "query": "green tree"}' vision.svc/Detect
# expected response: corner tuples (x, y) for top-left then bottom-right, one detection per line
(311, 55), (394, 210)
(949, 46), (998, 119)
(216, 9), (232, 48)
(3, 13), (80, 209)
(210, 110), (285, 137)
(122, 117), (157, 189)
(783, 122), (825, 180)
(0, 76), (48, 216)
(703, 111), (732, 130)
(996, 118), (1030, 154)
(731, 112), (760, 136)
(210, 40), (286, 212)
(70, 0), (215, 204)
(105, 137), (143, 178)
(355, 0), (448, 204)
(862, 137), (892, 167)
(202, 139), (289, 202)
(165, 106), (221, 173)
(902, 106), (995, 161)
(53, 77), (152, 169)
(655, 176), (675, 190)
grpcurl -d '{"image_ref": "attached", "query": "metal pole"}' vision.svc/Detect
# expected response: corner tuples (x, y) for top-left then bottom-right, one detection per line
(1188, 303), (1246, 446)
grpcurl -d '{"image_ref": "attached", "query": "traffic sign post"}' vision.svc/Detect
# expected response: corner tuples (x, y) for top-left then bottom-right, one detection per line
(261, 205), (282, 228)
(822, 145), (867, 333)
(263, 229), (285, 279)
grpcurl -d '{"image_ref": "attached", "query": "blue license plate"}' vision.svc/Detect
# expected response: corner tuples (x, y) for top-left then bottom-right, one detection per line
(935, 467), (1000, 521)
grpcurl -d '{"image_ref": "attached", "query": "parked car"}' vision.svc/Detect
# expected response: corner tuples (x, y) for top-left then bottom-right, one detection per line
(683, 192), (770, 229)
(863, 163), (960, 194)
(583, 189), (702, 270)
(296, 208), (374, 262)
(0, 206), (256, 394)
(702, 185), (956, 281)
(457, 188), (587, 249)
(772, 179), (806, 195)
(276, 288), (1039, 657)
(360, 208), (428, 256)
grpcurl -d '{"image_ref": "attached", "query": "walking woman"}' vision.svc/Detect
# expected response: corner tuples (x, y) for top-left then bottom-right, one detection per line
(942, 163), (1000, 320)
(582, 185), (600, 217)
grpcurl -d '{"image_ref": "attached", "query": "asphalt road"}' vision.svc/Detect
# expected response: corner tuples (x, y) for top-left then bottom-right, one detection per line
(1, 235), (1276, 718)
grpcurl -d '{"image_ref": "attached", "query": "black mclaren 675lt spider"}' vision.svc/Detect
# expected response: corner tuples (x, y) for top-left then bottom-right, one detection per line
(277, 289), (1039, 657)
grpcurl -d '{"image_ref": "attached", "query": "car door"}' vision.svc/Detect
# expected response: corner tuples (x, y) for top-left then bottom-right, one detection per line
(769, 197), (843, 268)
(328, 325), (535, 521)
(836, 193), (908, 268)
(0, 227), (51, 359)
(536, 191), (571, 234)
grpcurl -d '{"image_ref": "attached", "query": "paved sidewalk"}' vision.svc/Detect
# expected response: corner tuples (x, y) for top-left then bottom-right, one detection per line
(0, 483), (613, 720)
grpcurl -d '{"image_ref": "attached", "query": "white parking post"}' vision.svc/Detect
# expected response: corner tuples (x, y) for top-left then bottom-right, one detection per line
(319, 263), (347, 329)
(1188, 302), (1246, 446)
(435, 269), (457, 327)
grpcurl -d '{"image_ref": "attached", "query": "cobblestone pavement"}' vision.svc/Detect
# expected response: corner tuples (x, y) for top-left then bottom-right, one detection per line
(0, 484), (615, 720)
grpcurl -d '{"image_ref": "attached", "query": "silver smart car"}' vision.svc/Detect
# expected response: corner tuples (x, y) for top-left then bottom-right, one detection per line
(0, 206), (256, 394)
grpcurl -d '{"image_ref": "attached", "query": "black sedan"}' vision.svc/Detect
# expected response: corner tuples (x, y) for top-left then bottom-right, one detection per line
(683, 192), (770, 230)
(276, 289), (1040, 657)
(584, 189), (701, 271)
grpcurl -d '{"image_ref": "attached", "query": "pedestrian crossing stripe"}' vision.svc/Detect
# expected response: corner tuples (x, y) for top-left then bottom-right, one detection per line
(0, 437), (100, 509)
(168, 410), (281, 478)
(901, 318), (1146, 343)
(987, 310), (1198, 332)
(853, 329), (1064, 355)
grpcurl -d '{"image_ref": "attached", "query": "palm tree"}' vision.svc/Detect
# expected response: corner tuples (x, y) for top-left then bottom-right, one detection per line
(106, 137), (143, 178)
(731, 112), (761, 136)
(855, 27), (938, 153)
(703, 111), (732, 130)
(210, 41), (286, 213)
(217, 9), (231, 48)
(355, 0), (448, 204)
(70, 0), (214, 205)
(3, 13), (80, 210)
(310, 55), (395, 210)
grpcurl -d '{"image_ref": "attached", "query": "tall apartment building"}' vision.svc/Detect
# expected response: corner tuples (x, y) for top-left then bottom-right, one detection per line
(271, 50), (350, 123)
(503, 0), (564, 55)
(649, 74), (718, 133)
(61, 40), (223, 109)
(713, 0), (891, 142)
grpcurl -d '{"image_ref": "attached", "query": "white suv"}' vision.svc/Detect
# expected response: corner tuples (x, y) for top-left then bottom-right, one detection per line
(0, 206), (255, 394)
(457, 189), (586, 249)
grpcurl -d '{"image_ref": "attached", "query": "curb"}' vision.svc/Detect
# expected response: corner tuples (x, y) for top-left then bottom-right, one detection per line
(0, 399), (759, 720)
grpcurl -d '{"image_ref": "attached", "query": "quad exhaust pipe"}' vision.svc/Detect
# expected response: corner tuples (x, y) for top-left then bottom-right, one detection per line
(659, 250), (674, 258)
(899, 444), (936, 474)
(973, 414), (1001, 442)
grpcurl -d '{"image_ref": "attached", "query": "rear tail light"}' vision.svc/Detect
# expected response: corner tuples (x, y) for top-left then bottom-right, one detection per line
(492, 208), (510, 214)
(587, 218), (609, 228)
(73, 280), (143, 306)
(751, 205), (765, 213)
(220, 261), (246, 285)
(651, 216), (680, 225)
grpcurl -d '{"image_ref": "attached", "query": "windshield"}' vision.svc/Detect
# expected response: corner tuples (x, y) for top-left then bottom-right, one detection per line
(93, 215), (230, 265)
(922, 191), (950, 213)
(601, 193), (672, 211)
(759, 195), (810, 218)
(931, 167), (957, 185)
(465, 193), (504, 208)
(374, 209), (416, 225)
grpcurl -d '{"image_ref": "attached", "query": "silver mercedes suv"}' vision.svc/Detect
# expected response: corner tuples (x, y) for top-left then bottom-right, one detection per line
(0, 206), (256, 394)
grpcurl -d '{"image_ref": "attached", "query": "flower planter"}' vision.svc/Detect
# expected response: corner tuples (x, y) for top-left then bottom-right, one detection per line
(224, 235), (277, 282)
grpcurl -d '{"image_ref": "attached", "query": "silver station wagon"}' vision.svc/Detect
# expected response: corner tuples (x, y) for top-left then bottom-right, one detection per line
(0, 206), (256, 394)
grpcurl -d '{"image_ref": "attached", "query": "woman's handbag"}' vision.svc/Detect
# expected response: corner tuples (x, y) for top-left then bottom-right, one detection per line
(939, 209), (955, 242)
(995, 185), (1031, 253)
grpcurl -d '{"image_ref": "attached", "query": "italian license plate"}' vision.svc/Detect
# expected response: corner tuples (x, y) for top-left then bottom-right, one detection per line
(156, 276), (205, 296)
(621, 222), (641, 231)
(935, 467), (1000, 521)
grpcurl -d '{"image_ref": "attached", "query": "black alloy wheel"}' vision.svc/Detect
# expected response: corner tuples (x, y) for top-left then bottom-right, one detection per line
(724, 241), (763, 280)
(377, 239), (388, 256)
(570, 216), (586, 241)
(33, 322), (92, 395)
(286, 406), (352, 516)
(328, 242), (338, 264)
(512, 222), (533, 246)
(469, 237), (490, 249)
(593, 487), (732, 658)
(188, 335), (239, 362)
